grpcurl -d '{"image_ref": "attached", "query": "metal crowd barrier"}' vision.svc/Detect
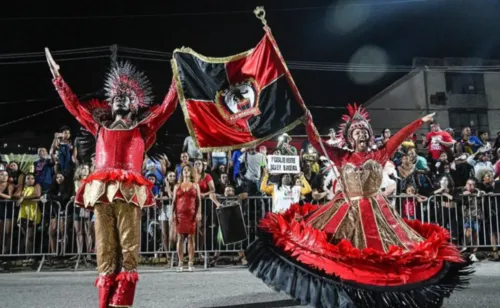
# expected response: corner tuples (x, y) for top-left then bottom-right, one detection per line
(391, 193), (500, 249)
(0, 198), (64, 271)
(0, 193), (499, 272)
(49, 196), (272, 270)
(135, 196), (272, 269)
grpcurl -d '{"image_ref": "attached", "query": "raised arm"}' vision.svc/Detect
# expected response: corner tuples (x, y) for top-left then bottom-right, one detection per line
(384, 113), (435, 157)
(141, 80), (178, 142)
(299, 173), (312, 196)
(304, 111), (343, 166)
(260, 170), (275, 195)
(46, 48), (98, 135)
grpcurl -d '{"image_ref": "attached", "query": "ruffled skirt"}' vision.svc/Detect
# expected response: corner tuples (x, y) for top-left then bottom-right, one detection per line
(246, 203), (473, 308)
(75, 169), (156, 209)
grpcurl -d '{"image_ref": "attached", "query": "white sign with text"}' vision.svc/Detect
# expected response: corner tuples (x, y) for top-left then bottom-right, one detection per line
(267, 155), (300, 174)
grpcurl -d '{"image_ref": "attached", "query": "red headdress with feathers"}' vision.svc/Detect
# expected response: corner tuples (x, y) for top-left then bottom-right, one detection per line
(81, 99), (112, 123)
(337, 103), (374, 149)
(80, 61), (154, 123)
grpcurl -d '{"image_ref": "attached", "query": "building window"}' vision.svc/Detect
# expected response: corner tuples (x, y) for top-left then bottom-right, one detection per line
(448, 108), (489, 136)
(445, 72), (485, 94)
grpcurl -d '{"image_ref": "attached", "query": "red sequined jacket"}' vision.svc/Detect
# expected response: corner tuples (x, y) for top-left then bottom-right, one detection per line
(53, 77), (178, 208)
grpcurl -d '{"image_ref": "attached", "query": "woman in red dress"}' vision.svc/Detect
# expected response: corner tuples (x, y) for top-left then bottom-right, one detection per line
(171, 165), (201, 272)
(246, 104), (472, 308)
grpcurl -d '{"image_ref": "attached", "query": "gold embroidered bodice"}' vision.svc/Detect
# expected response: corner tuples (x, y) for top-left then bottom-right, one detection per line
(340, 159), (383, 199)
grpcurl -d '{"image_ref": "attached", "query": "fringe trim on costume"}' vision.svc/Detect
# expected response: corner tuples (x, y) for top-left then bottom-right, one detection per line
(246, 234), (474, 308)
(115, 271), (139, 283)
(85, 169), (153, 189)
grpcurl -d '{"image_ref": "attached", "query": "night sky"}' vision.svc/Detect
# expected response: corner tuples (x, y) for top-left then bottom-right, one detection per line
(1, 0), (500, 152)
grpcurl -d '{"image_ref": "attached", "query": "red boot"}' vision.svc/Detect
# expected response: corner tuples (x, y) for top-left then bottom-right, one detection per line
(95, 274), (116, 308)
(109, 271), (139, 308)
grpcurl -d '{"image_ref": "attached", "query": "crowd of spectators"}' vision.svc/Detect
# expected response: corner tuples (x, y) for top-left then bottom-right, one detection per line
(377, 123), (500, 262)
(1, 120), (500, 268)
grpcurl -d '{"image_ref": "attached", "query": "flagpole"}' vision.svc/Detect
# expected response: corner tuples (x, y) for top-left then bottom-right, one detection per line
(254, 7), (305, 110)
(253, 6), (341, 190)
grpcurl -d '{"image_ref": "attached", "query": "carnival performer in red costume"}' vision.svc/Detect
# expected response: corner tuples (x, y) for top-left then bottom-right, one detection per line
(246, 104), (473, 308)
(45, 49), (178, 308)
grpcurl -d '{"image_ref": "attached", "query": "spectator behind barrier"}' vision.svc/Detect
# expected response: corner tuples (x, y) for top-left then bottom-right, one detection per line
(238, 147), (265, 196)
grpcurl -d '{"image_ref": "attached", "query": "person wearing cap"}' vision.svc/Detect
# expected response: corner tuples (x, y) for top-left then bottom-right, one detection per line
(401, 133), (416, 149)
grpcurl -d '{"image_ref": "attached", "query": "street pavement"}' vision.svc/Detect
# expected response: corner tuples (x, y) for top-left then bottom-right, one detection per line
(0, 261), (498, 308)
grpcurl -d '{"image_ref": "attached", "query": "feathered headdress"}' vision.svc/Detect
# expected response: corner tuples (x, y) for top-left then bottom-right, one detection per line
(104, 61), (154, 109)
(337, 103), (374, 149)
(81, 99), (112, 123)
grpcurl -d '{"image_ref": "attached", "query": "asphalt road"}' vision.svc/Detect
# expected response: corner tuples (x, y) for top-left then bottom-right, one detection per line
(0, 262), (498, 308)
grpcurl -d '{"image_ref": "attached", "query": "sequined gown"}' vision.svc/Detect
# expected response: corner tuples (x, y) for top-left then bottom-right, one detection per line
(304, 124), (425, 252)
(174, 184), (198, 235)
(245, 118), (472, 308)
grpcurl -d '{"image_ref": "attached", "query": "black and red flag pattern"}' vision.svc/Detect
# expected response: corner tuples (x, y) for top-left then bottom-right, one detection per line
(171, 29), (306, 152)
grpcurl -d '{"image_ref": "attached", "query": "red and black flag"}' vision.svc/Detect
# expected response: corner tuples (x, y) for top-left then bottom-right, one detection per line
(171, 28), (306, 152)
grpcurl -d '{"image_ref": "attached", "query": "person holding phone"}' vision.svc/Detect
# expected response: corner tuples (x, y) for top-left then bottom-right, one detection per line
(50, 127), (74, 177)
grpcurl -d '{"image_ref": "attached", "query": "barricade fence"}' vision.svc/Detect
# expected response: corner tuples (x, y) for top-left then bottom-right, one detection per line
(0, 193), (498, 271)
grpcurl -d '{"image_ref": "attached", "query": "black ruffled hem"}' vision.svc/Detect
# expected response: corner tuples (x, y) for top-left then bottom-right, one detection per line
(245, 232), (474, 308)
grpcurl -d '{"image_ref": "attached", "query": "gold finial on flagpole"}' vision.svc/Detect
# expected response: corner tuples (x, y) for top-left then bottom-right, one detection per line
(253, 6), (267, 26)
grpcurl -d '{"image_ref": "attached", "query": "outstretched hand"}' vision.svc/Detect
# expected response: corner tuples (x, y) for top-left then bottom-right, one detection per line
(421, 112), (435, 123)
(45, 48), (60, 79)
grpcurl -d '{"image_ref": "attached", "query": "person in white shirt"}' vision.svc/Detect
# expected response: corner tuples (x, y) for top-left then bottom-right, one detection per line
(260, 170), (311, 213)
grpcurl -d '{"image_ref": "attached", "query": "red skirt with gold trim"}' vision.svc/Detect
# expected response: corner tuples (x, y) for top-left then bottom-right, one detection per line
(245, 197), (473, 308)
